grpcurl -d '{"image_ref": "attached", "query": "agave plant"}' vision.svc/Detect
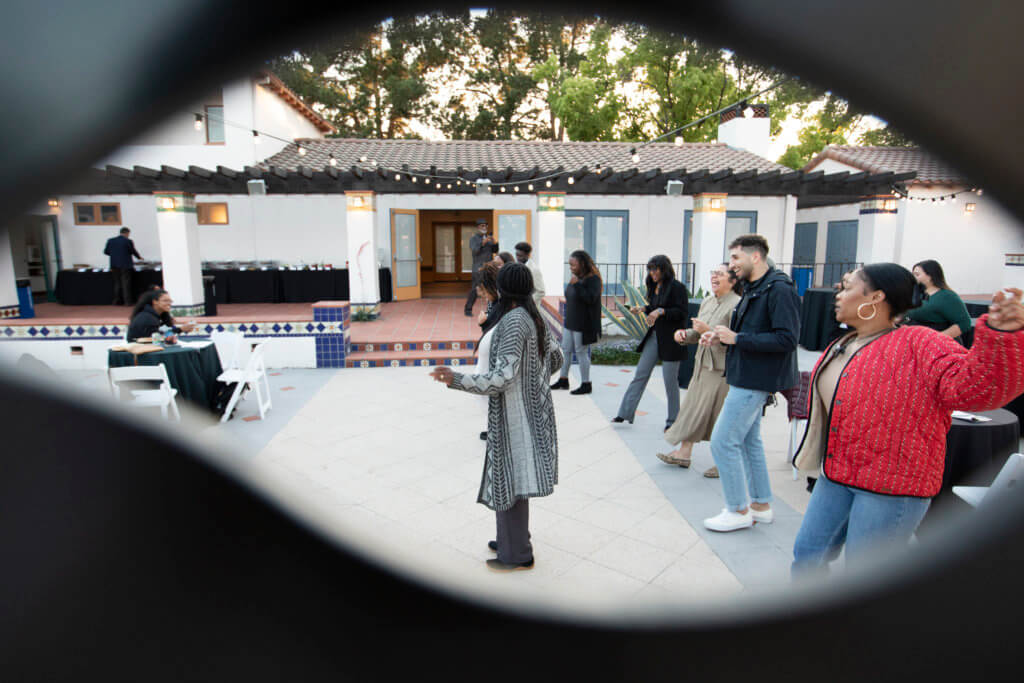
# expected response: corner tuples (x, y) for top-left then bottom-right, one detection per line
(600, 280), (650, 340)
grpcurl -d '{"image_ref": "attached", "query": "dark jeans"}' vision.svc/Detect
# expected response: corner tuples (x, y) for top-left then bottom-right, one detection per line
(111, 267), (133, 305)
(495, 498), (532, 563)
(464, 270), (481, 313)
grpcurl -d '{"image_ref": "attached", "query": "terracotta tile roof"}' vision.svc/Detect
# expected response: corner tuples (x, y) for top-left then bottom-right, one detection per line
(803, 145), (968, 185)
(259, 138), (791, 175)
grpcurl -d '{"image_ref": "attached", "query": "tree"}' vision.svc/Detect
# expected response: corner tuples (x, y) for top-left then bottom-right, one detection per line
(270, 12), (471, 138)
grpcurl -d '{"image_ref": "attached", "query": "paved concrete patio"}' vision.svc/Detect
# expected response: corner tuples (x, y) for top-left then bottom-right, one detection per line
(49, 345), (1015, 618)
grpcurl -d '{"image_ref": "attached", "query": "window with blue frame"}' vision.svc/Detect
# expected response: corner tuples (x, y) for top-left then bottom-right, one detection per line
(683, 209), (758, 284)
(565, 210), (629, 294)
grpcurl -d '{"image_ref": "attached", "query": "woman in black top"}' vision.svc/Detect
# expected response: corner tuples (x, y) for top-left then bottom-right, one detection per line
(126, 289), (196, 342)
(551, 249), (602, 395)
(613, 254), (689, 430)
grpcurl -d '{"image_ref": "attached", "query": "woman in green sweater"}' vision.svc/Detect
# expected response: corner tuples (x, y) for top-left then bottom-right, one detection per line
(903, 259), (973, 345)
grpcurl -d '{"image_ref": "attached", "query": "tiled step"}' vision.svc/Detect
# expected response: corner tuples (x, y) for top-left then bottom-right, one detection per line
(349, 339), (476, 353)
(345, 349), (477, 368)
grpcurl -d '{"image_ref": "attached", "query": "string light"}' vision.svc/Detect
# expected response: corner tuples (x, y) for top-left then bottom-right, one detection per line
(976, 188), (984, 196)
(329, 154), (337, 167)
(252, 130), (260, 144)
(395, 173), (401, 181)
(546, 180), (552, 188)
(630, 148), (640, 164)
(674, 136), (683, 146)
(500, 186), (506, 192)
(567, 176), (575, 185)
(528, 183), (534, 191)
(194, 114), (203, 130)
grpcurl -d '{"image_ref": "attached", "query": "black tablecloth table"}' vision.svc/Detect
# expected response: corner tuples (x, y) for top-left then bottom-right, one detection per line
(108, 343), (224, 412)
(58, 267), (395, 305)
(799, 288), (839, 351)
(918, 407), (1021, 535)
(280, 270), (339, 303)
(963, 300), (990, 318)
(55, 269), (163, 306)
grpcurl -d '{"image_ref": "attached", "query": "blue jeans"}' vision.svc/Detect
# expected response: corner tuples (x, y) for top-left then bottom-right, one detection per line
(709, 386), (773, 512)
(792, 474), (931, 578)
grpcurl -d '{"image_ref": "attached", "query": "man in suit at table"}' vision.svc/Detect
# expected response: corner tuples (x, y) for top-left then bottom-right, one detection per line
(104, 227), (143, 305)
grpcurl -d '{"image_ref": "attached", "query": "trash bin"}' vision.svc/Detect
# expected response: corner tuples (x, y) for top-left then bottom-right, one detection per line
(202, 275), (217, 317)
(15, 279), (34, 318)
(791, 267), (813, 296)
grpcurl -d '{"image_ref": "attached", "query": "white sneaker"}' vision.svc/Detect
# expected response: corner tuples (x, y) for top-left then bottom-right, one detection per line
(704, 508), (754, 532)
(751, 507), (774, 524)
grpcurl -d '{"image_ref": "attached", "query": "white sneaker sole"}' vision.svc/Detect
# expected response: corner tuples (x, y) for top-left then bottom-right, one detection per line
(704, 520), (754, 532)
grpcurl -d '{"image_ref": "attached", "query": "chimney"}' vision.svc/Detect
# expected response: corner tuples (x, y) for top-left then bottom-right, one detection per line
(717, 103), (771, 161)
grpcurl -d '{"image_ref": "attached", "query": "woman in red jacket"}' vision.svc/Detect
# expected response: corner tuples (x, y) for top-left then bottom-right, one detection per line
(791, 263), (1024, 576)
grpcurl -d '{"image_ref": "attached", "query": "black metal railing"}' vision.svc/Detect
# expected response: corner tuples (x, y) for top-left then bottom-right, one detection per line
(776, 262), (863, 293)
(575, 262), (696, 309)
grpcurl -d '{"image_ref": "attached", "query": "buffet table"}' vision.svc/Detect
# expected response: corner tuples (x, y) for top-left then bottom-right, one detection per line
(55, 268), (393, 305)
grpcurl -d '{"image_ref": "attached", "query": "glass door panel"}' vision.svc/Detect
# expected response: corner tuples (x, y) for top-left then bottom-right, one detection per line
(564, 214), (586, 287)
(434, 224), (456, 276)
(460, 225), (476, 276)
(391, 210), (421, 300)
(595, 214), (626, 294)
(496, 212), (528, 253)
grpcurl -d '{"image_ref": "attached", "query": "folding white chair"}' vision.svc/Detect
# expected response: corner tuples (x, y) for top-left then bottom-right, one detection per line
(108, 364), (181, 421)
(210, 331), (246, 371)
(780, 371), (812, 480)
(217, 341), (272, 422)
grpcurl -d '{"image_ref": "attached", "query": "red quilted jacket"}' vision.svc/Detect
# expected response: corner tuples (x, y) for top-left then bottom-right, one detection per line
(794, 315), (1024, 498)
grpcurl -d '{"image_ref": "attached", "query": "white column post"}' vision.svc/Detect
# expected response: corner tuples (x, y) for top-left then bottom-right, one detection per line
(154, 191), (204, 317)
(691, 193), (727, 295)
(0, 227), (20, 319)
(857, 194), (901, 264)
(345, 191), (380, 316)
(536, 192), (566, 295)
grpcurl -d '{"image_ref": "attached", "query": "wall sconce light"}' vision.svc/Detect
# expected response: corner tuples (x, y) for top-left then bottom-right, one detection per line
(351, 196), (365, 208)
(883, 199), (897, 211)
(47, 198), (60, 208)
(540, 194), (565, 210)
(965, 202), (977, 213)
(709, 198), (723, 210)
(194, 113), (203, 130)
(157, 196), (177, 210)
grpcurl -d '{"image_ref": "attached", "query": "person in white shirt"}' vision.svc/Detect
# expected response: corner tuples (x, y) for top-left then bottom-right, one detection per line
(514, 242), (546, 308)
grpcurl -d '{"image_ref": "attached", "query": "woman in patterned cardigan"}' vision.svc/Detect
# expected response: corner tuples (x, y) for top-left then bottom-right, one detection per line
(431, 263), (564, 572)
(791, 263), (1024, 576)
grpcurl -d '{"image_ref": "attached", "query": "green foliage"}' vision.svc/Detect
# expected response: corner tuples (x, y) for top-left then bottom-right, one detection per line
(590, 345), (641, 365)
(351, 309), (375, 322)
(692, 286), (708, 300)
(859, 125), (914, 147)
(600, 280), (650, 340)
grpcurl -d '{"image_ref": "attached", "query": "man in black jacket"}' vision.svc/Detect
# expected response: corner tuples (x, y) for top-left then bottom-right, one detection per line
(104, 227), (143, 305)
(703, 234), (800, 533)
(464, 218), (498, 316)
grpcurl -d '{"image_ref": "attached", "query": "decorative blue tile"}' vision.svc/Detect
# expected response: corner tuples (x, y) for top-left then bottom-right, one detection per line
(216, 324), (225, 332)
(305, 323), (314, 332)
(272, 324), (281, 333)
(238, 324), (248, 332)
(204, 324), (214, 333)
(283, 323), (292, 332)
(249, 325), (259, 333)
(3, 328), (13, 336)
(40, 328), (49, 336)
(111, 326), (120, 336)
(76, 326), (85, 336)
(64, 327), (73, 336)
(99, 326), (108, 335)
(316, 323), (325, 332)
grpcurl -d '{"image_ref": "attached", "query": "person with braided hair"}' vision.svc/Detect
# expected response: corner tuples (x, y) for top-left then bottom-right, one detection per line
(431, 263), (563, 572)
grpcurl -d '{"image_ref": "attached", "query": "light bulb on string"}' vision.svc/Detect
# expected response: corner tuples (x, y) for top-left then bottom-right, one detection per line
(630, 148), (640, 164)
(359, 156), (367, 163)
(194, 114), (203, 130)
(546, 180), (552, 188)
(976, 188), (984, 196)
(567, 176), (575, 185)
(500, 186), (506, 193)
(298, 145), (307, 156)
(674, 136), (683, 146)
(528, 183), (534, 191)
(513, 185), (519, 192)
(394, 174), (401, 181)
(447, 184), (452, 189)
(329, 154), (337, 167)
(742, 102), (754, 119)
(951, 194), (957, 202)
(412, 176), (417, 183)
(252, 130), (260, 144)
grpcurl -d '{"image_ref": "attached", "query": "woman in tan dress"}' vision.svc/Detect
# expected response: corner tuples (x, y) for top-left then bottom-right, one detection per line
(657, 263), (742, 474)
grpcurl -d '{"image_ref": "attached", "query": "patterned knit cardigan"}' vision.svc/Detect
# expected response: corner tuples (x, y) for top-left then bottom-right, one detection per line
(793, 315), (1024, 498)
(449, 308), (564, 511)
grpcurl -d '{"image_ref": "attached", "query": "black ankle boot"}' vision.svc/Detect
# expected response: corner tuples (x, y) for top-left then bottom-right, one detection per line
(570, 382), (592, 395)
(550, 377), (569, 390)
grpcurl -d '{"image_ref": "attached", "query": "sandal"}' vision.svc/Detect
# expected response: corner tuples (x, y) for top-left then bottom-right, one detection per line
(656, 452), (691, 468)
(703, 466), (720, 478)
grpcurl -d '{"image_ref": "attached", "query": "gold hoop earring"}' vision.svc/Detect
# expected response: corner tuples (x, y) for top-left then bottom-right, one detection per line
(857, 302), (878, 321)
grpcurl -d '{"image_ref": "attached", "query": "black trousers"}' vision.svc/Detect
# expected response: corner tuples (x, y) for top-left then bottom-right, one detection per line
(495, 498), (532, 563)
(464, 270), (481, 313)
(111, 267), (133, 305)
